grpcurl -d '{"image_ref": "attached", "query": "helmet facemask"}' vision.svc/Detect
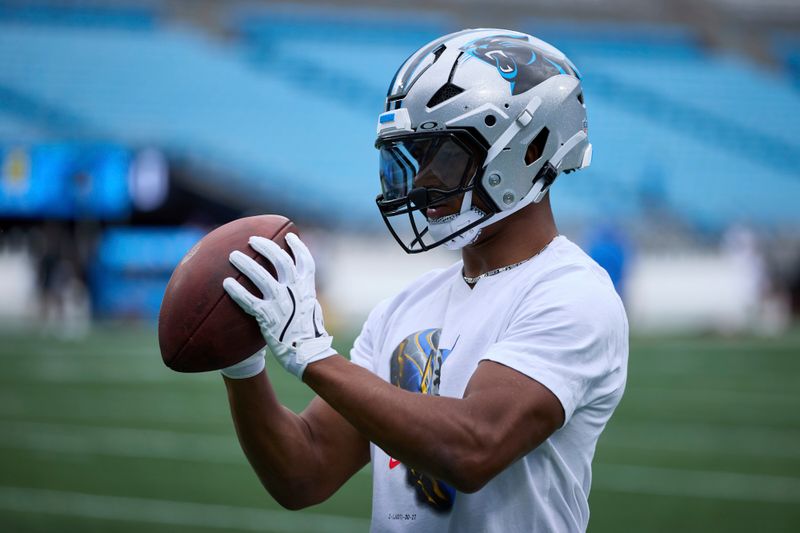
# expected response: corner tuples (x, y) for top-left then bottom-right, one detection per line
(375, 130), (496, 253)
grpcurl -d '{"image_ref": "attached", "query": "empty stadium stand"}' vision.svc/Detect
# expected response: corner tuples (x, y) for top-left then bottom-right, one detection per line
(1, 5), (799, 232)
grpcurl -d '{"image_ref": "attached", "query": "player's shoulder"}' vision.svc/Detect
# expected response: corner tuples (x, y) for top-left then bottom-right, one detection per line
(515, 237), (628, 365)
(537, 236), (618, 293)
(519, 236), (626, 321)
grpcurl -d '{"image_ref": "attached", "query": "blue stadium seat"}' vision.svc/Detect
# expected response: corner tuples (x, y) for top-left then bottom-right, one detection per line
(0, 2), (158, 29)
(1, 14), (799, 232)
(0, 22), (379, 226)
(771, 33), (800, 86)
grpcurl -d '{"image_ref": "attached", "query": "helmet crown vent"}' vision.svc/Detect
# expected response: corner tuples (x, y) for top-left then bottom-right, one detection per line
(426, 83), (464, 109)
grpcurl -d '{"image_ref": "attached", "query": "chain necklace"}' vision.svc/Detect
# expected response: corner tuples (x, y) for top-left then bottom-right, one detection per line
(462, 235), (559, 285)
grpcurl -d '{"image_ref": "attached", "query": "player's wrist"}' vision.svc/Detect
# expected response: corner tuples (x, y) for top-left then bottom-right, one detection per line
(221, 349), (266, 379)
(294, 335), (336, 363)
(299, 343), (338, 372)
(267, 334), (338, 379)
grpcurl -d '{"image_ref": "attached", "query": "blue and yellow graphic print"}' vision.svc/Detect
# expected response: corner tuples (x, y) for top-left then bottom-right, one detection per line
(389, 328), (456, 512)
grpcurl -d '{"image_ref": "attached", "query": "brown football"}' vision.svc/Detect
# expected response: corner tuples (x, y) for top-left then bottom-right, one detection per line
(158, 214), (296, 372)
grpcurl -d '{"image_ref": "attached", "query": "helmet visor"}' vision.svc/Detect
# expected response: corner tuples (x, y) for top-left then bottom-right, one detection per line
(378, 133), (481, 204)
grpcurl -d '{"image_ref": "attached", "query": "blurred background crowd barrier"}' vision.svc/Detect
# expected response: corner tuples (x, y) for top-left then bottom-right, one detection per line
(0, 1), (799, 531)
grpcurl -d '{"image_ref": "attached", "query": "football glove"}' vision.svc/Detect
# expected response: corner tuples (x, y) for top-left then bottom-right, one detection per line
(222, 233), (337, 380)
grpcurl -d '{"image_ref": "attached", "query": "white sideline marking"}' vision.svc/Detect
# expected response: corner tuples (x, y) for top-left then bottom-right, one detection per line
(0, 486), (370, 532)
(594, 463), (800, 504)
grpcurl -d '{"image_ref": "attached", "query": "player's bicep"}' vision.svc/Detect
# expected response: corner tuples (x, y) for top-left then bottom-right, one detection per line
(299, 395), (371, 492)
(463, 360), (564, 470)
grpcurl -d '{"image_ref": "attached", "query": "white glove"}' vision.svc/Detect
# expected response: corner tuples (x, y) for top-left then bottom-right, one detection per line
(222, 233), (337, 379)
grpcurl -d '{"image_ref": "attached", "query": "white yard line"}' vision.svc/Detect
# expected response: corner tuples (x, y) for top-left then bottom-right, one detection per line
(601, 420), (800, 458)
(2, 421), (798, 501)
(1, 346), (158, 358)
(2, 360), (210, 383)
(0, 420), (373, 477)
(1, 420), (798, 504)
(5, 361), (798, 401)
(594, 463), (800, 504)
(0, 420), (243, 464)
(632, 339), (800, 353)
(0, 486), (370, 532)
(624, 385), (800, 406)
(0, 391), (232, 425)
(2, 417), (798, 470)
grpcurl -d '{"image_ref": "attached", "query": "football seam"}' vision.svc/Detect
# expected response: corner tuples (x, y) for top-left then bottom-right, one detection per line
(169, 219), (293, 370)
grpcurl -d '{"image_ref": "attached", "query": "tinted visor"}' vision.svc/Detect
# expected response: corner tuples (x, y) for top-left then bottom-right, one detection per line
(378, 133), (481, 203)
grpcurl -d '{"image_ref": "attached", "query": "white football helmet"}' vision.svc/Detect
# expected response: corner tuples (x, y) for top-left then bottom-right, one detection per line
(375, 29), (592, 253)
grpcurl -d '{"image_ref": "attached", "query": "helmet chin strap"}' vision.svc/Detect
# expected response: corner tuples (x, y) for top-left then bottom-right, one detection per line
(428, 190), (487, 250)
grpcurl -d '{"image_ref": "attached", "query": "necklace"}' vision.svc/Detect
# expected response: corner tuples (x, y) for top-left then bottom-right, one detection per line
(462, 235), (559, 285)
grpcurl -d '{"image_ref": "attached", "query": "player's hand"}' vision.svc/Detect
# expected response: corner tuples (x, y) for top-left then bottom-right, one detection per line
(222, 233), (337, 379)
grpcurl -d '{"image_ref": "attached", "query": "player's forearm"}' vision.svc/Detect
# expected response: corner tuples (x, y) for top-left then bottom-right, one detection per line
(303, 356), (490, 492)
(223, 372), (326, 508)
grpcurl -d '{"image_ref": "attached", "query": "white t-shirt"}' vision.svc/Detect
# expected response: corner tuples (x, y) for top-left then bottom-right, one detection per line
(350, 236), (628, 532)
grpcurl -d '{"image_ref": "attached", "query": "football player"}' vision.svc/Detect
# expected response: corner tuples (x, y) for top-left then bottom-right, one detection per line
(220, 29), (628, 532)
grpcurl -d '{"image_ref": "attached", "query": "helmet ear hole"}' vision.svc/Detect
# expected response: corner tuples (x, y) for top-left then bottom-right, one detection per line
(525, 128), (549, 166)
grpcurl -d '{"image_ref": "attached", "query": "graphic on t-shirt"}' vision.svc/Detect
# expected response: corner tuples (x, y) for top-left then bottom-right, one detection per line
(389, 328), (456, 512)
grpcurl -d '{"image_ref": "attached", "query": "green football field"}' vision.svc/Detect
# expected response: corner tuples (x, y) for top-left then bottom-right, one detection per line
(0, 324), (798, 532)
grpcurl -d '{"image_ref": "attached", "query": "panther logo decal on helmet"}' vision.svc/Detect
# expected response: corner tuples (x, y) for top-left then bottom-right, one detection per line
(462, 35), (577, 96)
